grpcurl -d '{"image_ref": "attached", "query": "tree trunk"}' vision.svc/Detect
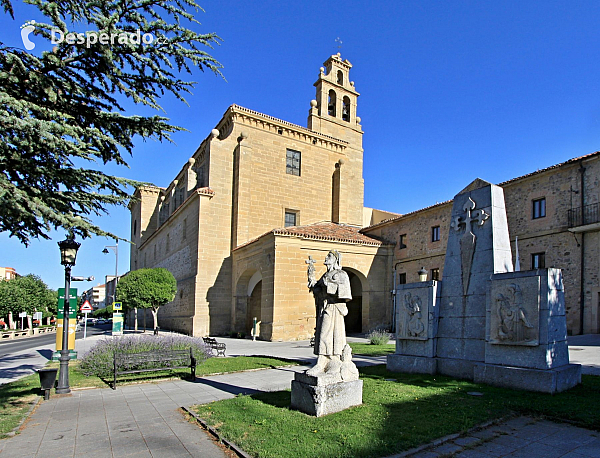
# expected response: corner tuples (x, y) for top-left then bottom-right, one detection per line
(152, 307), (159, 330)
(8, 311), (15, 329)
(27, 315), (32, 329)
(134, 307), (138, 332)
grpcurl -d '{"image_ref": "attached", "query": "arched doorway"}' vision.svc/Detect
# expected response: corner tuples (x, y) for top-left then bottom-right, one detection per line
(344, 269), (363, 333)
(246, 278), (262, 336)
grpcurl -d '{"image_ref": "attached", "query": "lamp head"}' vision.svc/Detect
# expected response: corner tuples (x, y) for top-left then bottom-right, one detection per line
(58, 236), (81, 267)
(418, 267), (428, 282)
(102, 248), (109, 254)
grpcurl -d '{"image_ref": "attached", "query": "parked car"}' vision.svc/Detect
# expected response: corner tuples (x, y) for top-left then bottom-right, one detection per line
(86, 318), (96, 326)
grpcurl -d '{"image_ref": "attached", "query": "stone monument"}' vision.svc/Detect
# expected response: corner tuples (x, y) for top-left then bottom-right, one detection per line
(388, 179), (581, 393)
(290, 251), (363, 416)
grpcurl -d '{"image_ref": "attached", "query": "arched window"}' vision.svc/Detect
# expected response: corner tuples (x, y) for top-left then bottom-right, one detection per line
(342, 96), (351, 122)
(328, 89), (336, 117)
(337, 70), (343, 85)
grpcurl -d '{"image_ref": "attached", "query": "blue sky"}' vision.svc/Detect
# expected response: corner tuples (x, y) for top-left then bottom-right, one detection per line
(1, 0), (600, 292)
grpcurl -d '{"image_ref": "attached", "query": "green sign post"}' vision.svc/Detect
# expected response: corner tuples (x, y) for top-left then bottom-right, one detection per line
(57, 288), (78, 319)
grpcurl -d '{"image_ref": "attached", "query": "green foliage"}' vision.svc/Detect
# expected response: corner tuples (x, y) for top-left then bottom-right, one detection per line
(0, 274), (55, 319)
(0, 0), (223, 244)
(367, 329), (392, 345)
(116, 268), (177, 311)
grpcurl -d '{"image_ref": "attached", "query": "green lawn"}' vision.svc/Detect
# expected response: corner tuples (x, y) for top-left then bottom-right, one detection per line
(193, 366), (600, 458)
(348, 343), (395, 356)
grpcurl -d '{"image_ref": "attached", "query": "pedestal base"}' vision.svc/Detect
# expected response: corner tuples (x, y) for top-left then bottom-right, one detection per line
(473, 363), (582, 394)
(291, 375), (363, 417)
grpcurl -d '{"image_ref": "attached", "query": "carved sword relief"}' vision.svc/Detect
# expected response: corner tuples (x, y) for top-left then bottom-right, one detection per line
(450, 197), (489, 295)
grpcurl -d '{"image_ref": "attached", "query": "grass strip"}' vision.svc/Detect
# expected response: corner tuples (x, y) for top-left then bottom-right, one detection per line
(192, 365), (600, 458)
(348, 343), (395, 356)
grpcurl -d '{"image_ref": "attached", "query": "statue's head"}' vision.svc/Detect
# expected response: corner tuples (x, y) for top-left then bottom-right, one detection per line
(325, 250), (342, 269)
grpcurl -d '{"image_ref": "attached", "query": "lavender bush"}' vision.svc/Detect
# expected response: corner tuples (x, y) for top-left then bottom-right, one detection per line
(368, 329), (392, 345)
(79, 334), (212, 378)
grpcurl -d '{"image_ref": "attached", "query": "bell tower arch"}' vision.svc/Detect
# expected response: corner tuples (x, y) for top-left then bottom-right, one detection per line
(308, 53), (363, 146)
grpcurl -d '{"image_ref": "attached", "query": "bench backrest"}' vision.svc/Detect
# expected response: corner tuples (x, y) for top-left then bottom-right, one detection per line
(114, 349), (192, 369)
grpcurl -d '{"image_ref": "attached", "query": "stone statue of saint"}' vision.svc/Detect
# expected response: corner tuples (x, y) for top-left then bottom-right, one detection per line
(306, 250), (358, 380)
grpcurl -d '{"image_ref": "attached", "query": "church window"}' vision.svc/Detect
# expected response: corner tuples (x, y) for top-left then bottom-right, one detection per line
(342, 96), (350, 122)
(431, 226), (440, 242)
(398, 272), (406, 284)
(531, 252), (545, 269)
(286, 149), (301, 176)
(133, 219), (137, 236)
(337, 70), (343, 85)
(328, 89), (336, 117)
(284, 211), (297, 227)
(166, 233), (170, 253)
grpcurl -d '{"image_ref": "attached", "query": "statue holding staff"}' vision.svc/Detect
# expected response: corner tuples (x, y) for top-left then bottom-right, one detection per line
(306, 250), (358, 379)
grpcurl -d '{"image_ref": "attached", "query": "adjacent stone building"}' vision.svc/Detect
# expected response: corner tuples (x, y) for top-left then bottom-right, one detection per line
(129, 54), (396, 340)
(362, 152), (600, 335)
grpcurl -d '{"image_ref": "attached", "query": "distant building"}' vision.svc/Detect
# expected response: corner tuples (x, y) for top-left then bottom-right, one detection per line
(104, 275), (125, 308)
(0, 267), (18, 280)
(82, 283), (107, 310)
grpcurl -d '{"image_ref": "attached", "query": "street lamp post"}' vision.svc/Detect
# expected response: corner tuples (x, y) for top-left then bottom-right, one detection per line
(56, 235), (80, 394)
(102, 239), (119, 305)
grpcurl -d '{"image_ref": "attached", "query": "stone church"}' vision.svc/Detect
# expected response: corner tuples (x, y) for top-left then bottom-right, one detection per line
(130, 54), (600, 339)
(129, 54), (397, 340)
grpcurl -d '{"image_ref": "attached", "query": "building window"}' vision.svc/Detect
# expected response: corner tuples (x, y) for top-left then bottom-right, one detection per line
(133, 220), (137, 236)
(399, 234), (407, 249)
(286, 149), (301, 176)
(532, 198), (546, 219)
(398, 273), (406, 284)
(430, 268), (440, 281)
(531, 252), (545, 269)
(284, 211), (297, 227)
(431, 226), (440, 242)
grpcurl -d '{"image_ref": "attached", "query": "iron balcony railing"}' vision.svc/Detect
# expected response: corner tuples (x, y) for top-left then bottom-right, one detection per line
(568, 203), (600, 228)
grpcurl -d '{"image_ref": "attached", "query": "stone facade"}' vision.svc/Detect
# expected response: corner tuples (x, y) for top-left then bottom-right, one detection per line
(129, 54), (395, 339)
(363, 153), (600, 335)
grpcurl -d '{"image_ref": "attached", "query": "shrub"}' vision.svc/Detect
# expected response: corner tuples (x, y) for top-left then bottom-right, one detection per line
(368, 329), (391, 345)
(79, 334), (212, 378)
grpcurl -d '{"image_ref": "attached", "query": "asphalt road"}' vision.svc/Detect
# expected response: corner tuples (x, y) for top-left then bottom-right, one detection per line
(0, 324), (111, 358)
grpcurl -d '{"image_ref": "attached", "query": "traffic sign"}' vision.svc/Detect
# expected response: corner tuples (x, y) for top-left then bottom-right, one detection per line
(80, 300), (93, 312)
(113, 302), (122, 311)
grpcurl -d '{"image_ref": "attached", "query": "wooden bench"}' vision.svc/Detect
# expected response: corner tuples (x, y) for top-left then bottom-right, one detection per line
(113, 348), (196, 389)
(202, 337), (226, 357)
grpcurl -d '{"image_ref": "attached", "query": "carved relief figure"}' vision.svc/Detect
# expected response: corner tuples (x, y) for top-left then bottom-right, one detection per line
(496, 283), (534, 343)
(399, 292), (425, 338)
(306, 251), (358, 380)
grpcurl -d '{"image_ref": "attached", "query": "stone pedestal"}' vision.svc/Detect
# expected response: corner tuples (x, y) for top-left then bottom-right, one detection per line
(290, 372), (363, 417)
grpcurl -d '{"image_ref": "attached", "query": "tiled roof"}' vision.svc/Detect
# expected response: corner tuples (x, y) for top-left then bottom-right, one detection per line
(234, 222), (385, 251)
(361, 150), (600, 232)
